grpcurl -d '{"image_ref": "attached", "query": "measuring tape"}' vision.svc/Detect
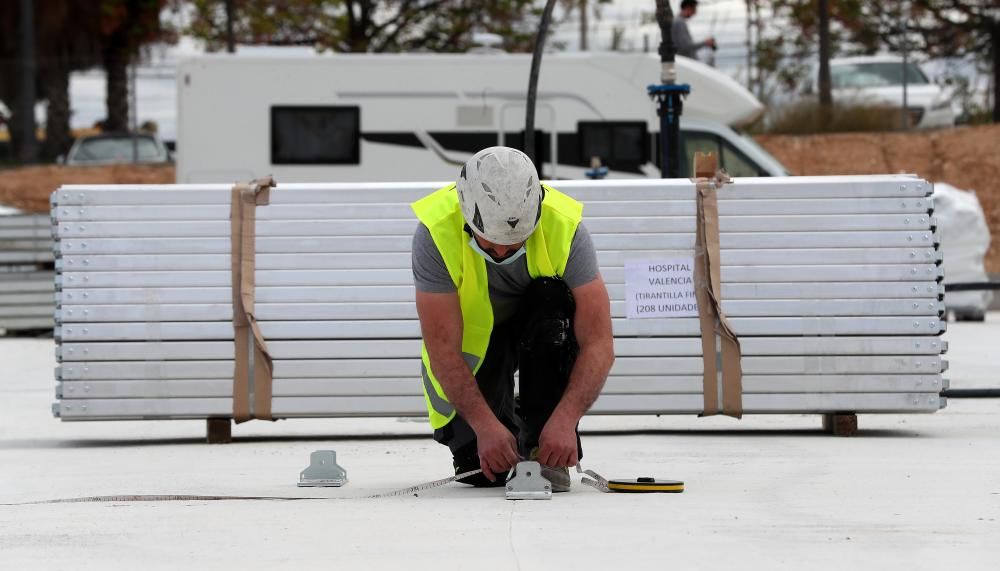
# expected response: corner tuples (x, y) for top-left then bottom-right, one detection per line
(2, 465), (681, 505)
(1, 468), (487, 505)
(578, 465), (684, 493)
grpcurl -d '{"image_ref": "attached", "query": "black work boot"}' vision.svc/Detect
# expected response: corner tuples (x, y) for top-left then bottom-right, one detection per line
(453, 449), (509, 488)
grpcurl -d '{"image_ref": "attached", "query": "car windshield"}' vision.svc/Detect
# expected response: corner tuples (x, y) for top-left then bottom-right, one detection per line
(831, 62), (929, 89)
(71, 136), (163, 162)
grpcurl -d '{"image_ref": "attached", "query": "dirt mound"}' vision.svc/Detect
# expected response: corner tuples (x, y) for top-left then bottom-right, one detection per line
(757, 123), (1000, 272)
(0, 165), (174, 213)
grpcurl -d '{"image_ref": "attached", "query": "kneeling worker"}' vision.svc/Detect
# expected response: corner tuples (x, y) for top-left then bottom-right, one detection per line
(411, 146), (615, 490)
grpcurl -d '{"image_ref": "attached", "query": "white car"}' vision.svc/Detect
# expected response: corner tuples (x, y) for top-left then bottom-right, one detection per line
(63, 132), (172, 165)
(829, 56), (955, 128)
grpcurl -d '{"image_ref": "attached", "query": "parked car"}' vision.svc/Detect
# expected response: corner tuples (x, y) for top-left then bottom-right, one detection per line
(828, 55), (956, 128)
(63, 132), (172, 165)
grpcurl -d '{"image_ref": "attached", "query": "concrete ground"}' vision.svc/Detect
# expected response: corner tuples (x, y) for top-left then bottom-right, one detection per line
(1, 317), (998, 570)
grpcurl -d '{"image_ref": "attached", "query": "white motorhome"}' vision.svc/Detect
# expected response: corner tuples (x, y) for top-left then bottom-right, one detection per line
(176, 52), (787, 183)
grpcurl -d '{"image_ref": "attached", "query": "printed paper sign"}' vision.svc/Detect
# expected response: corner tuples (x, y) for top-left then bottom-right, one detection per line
(624, 258), (698, 319)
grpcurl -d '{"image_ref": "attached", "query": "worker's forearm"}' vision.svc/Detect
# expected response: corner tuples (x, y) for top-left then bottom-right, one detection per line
(428, 350), (499, 433)
(552, 338), (614, 423)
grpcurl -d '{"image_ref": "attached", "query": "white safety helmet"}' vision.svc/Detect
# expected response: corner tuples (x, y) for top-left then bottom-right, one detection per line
(456, 146), (543, 245)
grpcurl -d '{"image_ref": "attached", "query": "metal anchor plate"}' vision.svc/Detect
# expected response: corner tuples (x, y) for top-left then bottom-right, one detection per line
(505, 461), (552, 500)
(298, 450), (348, 487)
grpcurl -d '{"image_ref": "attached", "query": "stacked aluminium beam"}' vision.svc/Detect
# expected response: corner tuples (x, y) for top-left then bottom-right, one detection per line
(52, 176), (947, 422)
(0, 210), (55, 333)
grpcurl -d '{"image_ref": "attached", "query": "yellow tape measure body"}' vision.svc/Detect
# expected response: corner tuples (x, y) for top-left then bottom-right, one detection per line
(607, 477), (684, 493)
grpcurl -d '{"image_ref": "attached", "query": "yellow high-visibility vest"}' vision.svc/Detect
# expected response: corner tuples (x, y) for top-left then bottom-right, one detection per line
(411, 183), (583, 429)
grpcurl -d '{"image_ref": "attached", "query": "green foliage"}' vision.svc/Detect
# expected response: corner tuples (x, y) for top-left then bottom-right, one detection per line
(764, 99), (901, 134)
(754, 0), (998, 109)
(185, 0), (541, 53)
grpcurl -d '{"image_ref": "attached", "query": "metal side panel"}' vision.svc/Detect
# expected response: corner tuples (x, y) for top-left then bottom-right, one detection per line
(53, 336), (946, 363)
(55, 355), (944, 381)
(55, 215), (934, 239)
(52, 197), (936, 223)
(57, 360), (235, 381)
(0, 228), (53, 240)
(0, 317), (54, 330)
(56, 375), (945, 400)
(56, 397), (232, 420)
(50, 177), (931, 208)
(0, 251), (55, 264)
(55, 247), (942, 272)
(54, 391), (942, 420)
(55, 231), (940, 256)
(611, 317), (946, 337)
(58, 341), (238, 362)
(55, 282), (944, 306)
(589, 392), (945, 414)
(0, 275), (56, 293)
(0, 214), (52, 228)
(0, 238), (56, 251)
(53, 316), (947, 342)
(311, 354), (946, 377)
(53, 298), (946, 324)
(1, 292), (58, 305)
(0, 305), (55, 319)
(55, 265), (943, 289)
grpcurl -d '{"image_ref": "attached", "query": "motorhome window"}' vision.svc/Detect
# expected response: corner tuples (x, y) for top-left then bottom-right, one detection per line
(718, 138), (763, 177)
(578, 122), (647, 169)
(681, 131), (765, 178)
(271, 106), (360, 164)
(681, 131), (721, 177)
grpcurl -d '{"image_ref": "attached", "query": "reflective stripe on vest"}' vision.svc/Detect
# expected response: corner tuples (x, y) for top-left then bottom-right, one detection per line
(411, 183), (583, 429)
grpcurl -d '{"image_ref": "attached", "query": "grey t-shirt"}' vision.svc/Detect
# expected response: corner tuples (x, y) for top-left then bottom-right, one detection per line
(412, 223), (600, 323)
(671, 17), (699, 58)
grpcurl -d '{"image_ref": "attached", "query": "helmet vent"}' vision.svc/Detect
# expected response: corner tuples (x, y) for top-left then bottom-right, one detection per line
(481, 182), (498, 203)
(506, 217), (519, 229)
(472, 204), (485, 233)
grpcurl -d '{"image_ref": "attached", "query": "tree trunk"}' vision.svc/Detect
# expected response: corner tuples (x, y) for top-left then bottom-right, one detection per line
(993, 20), (999, 123)
(817, 0), (832, 107)
(580, 0), (587, 51)
(104, 43), (129, 132)
(16, 0), (38, 163)
(817, 0), (832, 131)
(225, 0), (236, 53)
(42, 65), (72, 160)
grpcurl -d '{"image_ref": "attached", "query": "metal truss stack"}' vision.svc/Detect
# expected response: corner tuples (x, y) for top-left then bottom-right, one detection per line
(51, 176), (947, 422)
(0, 211), (55, 333)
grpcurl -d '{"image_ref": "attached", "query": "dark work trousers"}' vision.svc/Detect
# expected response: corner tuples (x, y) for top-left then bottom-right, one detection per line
(433, 277), (581, 487)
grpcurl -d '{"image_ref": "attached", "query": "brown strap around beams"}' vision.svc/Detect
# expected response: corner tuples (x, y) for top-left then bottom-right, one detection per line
(231, 176), (276, 423)
(692, 153), (743, 418)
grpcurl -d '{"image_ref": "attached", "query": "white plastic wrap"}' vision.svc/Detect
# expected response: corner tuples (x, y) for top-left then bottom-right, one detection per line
(933, 182), (993, 317)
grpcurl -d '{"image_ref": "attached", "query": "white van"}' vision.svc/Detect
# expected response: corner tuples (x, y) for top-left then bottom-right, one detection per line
(176, 51), (787, 183)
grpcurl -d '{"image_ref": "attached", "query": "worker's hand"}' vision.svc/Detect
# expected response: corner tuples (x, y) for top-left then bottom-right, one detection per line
(476, 420), (519, 482)
(537, 413), (579, 468)
(705, 37), (717, 50)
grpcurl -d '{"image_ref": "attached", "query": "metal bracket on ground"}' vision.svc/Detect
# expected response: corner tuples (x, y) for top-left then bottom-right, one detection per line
(298, 450), (348, 487)
(505, 461), (551, 500)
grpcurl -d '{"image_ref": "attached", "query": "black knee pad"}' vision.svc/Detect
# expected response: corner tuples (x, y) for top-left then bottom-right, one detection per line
(518, 278), (578, 377)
